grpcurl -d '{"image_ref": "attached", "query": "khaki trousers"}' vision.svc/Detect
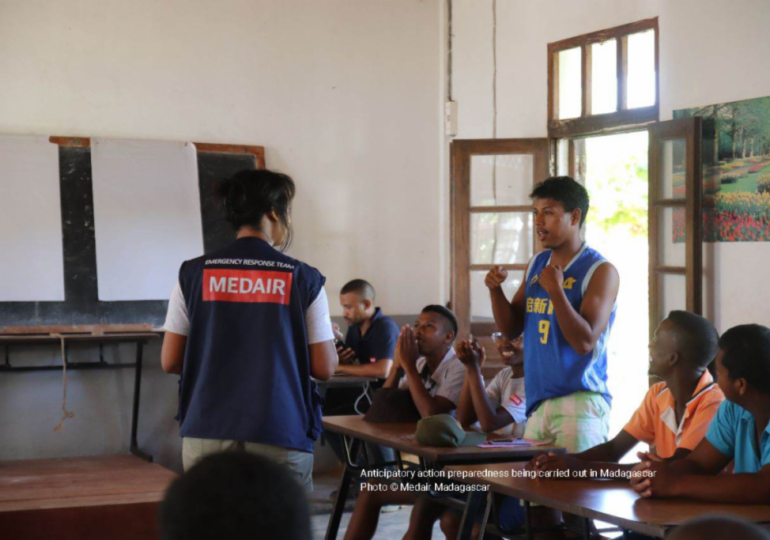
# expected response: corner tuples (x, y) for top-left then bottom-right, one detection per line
(182, 437), (314, 492)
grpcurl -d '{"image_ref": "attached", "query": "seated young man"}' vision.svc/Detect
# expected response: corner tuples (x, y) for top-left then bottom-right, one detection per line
(434, 335), (527, 538)
(343, 305), (464, 540)
(631, 323), (770, 503)
(533, 310), (723, 478)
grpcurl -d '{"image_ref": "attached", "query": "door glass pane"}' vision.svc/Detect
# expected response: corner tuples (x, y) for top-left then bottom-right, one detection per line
(659, 272), (686, 322)
(471, 154), (533, 207)
(659, 138), (686, 200)
(591, 39), (617, 115)
(627, 30), (656, 108)
(471, 270), (523, 323)
(471, 213), (533, 265)
(657, 207), (686, 266)
(557, 139), (570, 176)
(558, 47), (582, 120)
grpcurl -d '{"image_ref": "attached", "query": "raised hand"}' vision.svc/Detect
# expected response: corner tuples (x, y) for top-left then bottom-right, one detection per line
(539, 264), (564, 297)
(398, 325), (420, 371)
(484, 265), (508, 290)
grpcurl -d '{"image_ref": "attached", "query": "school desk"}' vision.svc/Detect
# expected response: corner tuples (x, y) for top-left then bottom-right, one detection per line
(0, 455), (177, 540)
(0, 326), (162, 461)
(322, 415), (565, 540)
(446, 461), (770, 539)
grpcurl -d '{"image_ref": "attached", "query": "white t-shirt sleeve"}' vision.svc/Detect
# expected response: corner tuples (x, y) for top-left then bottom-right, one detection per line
(163, 280), (190, 336)
(485, 369), (506, 407)
(500, 377), (527, 424)
(306, 287), (335, 345)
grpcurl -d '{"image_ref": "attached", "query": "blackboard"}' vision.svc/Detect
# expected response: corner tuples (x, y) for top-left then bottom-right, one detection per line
(0, 138), (265, 327)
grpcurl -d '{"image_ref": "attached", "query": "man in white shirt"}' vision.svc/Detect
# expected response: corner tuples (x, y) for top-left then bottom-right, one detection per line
(385, 305), (465, 417)
(344, 305), (464, 540)
(434, 335), (527, 538)
(456, 335), (526, 437)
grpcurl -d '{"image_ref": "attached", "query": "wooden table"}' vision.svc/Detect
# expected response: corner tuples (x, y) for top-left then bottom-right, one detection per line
(0, 455), (177, 540)
(322, 415), (565, 540)
(0, 330), (162, 461)
(446, 461), (770, 538)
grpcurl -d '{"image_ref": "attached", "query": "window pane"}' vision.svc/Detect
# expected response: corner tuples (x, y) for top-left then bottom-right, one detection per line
(591, 40), (617, 115)
(471, 270), (523, 322)
(657, 207), (686, 266)
(558, 47), (582, 120)
(557, 139), (570, 176)
(471, 155), (534, 207)
(659, 138), (686, 200)
(627, 30), (656, 108)
(471, 213), (533, 265)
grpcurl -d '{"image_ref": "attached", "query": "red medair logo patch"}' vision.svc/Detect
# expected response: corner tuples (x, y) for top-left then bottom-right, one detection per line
(203, 269), (292, 305)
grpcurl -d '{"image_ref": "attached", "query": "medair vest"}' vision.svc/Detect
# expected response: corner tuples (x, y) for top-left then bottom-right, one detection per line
(178, 237), (325, 453)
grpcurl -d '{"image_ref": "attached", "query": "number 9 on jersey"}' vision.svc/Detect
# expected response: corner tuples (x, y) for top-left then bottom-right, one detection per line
(539, 320), (550, 344)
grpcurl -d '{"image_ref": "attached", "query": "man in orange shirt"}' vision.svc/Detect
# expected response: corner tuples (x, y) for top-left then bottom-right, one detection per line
(532, 310), (723, 477)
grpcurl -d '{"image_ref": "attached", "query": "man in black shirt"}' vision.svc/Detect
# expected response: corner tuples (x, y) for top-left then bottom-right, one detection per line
(334, 279), (399, 382)
(324, 279), (399, 475)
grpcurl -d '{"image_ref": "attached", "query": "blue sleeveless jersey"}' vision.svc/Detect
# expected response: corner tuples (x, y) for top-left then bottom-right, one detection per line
(177, 237), (326, 453)
(523, 244), (615, 417)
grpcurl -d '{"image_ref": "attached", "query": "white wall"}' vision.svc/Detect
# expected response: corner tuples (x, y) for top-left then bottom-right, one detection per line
(0, 0), (443, 316)
(451, 0), (770, 332)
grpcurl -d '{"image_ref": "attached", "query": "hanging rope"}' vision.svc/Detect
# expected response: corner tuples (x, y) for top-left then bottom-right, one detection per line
(52, 334), (75, 432)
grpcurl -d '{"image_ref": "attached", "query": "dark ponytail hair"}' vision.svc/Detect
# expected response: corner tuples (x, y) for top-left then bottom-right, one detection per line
(215, 169), (296, 251)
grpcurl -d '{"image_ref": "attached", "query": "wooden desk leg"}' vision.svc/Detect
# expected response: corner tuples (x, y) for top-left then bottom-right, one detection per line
(325, 438), (361, 540)
(129, 342), (153, 463)
(458, 488), (488, 540)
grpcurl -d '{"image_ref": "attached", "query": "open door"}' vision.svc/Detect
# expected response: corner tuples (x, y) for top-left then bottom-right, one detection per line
(450, 138), (550, 356)
(648, 117), (703, 337)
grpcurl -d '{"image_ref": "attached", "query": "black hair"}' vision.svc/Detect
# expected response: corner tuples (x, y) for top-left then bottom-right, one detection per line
(421, 305), (458, 338)
(215, 169), (296, 251)
(668, 515), (770, 540)
(159, 451), (311, 540)
(530, 176), (590, 227)
(719, 324), (770, 394)
(340, 279), (375, 301)
(667, 311), (719, 369)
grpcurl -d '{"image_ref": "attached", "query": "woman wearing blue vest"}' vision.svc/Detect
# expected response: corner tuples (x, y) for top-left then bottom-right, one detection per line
(161, 169), (338, 491)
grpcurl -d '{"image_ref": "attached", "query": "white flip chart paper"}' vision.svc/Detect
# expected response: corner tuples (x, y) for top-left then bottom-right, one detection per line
(91, 138), (203, 301)
(0, 135), (64, 301)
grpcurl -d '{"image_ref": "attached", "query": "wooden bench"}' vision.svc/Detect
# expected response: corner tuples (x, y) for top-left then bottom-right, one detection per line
(0, 455), (177, 540)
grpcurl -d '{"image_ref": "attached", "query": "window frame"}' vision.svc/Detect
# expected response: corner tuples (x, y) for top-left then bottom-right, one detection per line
(548, 17), (659, 139)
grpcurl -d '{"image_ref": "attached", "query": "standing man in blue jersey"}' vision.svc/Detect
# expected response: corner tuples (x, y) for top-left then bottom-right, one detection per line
(485, 176), (619, 453)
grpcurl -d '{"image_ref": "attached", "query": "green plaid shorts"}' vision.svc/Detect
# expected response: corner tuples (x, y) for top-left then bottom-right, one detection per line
(523, 391), (610, 453)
